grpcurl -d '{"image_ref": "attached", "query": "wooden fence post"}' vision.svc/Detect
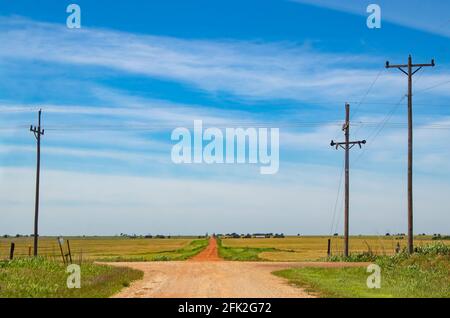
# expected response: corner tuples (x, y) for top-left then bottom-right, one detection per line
(66, 240), (73, 264)
(57, 237), (66, 264)
(9, 242), (15, 260)
(327, 239), (331, 258)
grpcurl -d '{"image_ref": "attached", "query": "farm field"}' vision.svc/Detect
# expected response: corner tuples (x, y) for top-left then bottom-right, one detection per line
(0, 236), (208, 262)
(2, 236), (447, 263)
(219, 236), (449, 261)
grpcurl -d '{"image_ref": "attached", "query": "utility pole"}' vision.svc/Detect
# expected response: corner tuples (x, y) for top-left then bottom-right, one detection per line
(386, 55), (435, 254)
(330, 103), (366, 257)
(30, 109), (44, 257)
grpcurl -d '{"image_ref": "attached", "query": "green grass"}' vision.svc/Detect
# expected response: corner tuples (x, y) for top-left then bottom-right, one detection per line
(96, 239), (209, 262)
(217, 238), (277, 261)
(0, 258), (143, 298)
(274, 244), (450, 298)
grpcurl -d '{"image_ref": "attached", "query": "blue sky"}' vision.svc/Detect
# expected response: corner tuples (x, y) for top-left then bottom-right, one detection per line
(1, 0), (450, 236)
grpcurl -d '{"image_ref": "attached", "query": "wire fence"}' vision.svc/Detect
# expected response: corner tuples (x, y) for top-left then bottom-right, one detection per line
(0, 239), (83, 264)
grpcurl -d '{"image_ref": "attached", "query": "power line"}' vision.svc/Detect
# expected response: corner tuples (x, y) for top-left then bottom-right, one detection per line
(0, 97), (448, 117)
(3, 119), (450, 132)
(332, 69), (385, 142)
(330, 158), (345, 236)
(415, 78), (450, 94)
(353, 94), (407, 166)
(334, 194), (344, 240)
(351, 68), (385, 121)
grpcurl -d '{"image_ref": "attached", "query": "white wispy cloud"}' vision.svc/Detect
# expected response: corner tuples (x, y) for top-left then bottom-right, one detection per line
(2, 16), (449, 103)
(291, 0), (450, 39)
(2, 97), (450, 177)
(0, 144), (169, 164)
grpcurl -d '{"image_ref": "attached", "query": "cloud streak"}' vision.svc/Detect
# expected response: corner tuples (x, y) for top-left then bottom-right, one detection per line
(3, 16), (449, 103)
(291, 0), (450, 39)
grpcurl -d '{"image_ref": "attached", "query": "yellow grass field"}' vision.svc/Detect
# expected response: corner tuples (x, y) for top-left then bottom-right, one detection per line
(2, 235), (448, 262)
(0, 236), (202, 261)
(221, 236), (449, 261)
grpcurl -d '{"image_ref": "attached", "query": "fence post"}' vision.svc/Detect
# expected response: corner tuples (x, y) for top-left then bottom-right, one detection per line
(327, 239), (331, 258)
(57, 237), (66, 264)
(28, 246), (32, 257)
(10, 242), (15, 260)
(66, 240), (73, 264)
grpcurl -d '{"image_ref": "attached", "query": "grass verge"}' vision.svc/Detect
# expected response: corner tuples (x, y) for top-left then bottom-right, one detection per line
(274, 243), (450, 298)
(217, 238), (277, 261)
(97, 238), (209, 262)
(0, 257), (143, 298)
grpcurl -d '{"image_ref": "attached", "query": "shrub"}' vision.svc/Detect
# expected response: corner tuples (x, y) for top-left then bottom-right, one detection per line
(414, 242), (450, 256)
(328, 251), (378, 262)
(328, 242), (450, 262)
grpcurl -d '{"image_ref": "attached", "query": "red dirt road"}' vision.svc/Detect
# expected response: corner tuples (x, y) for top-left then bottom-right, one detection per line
(109, 261), (367, 298)
(189, 237), (221, 261)
(107, 238), (369, 298)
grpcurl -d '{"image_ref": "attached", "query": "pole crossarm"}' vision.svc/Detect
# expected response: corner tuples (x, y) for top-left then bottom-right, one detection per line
(30, 110), (44, 139)
(386, 58), (435, 77)
(331, 140), (366, 150)
(385, 60), (434, 69)
(30, 126), (44, 134)
(30, 127), (44, 140)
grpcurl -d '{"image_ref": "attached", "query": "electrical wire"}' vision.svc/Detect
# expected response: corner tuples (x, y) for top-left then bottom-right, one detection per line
(2, 118), (450, 131)
(332, 68), (385, 142)
(353, 94), (407, 166)
(351, 68), (385, 121)
(330, 158), (345, 236)
(415, 79), (450, 94)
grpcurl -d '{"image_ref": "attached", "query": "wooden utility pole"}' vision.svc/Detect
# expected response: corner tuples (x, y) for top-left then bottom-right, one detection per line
(331, 103), (366, 257)
(386, 55), (435, 254)
(30, 109), (44, 257)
